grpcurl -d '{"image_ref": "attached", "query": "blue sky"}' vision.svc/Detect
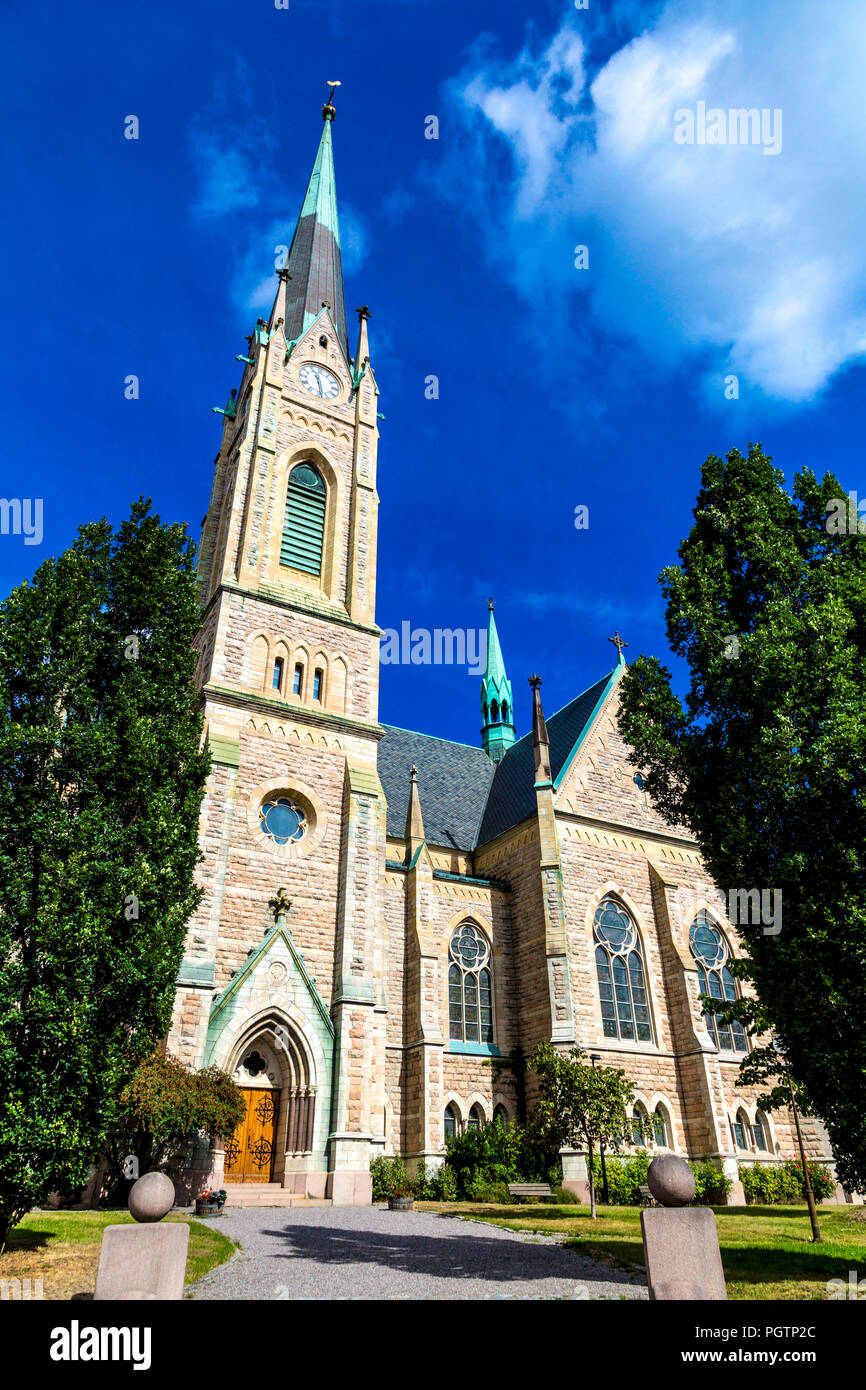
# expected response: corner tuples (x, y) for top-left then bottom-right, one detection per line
(2, 0), (865, 745)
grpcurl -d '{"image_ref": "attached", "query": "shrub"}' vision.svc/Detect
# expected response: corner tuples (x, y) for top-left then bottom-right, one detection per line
(443, 1117), (556, 1199)
(369, 1155), (406, 1203)
(104, 1052), (245, 1197)
(740, 1159), (835, 1205)
(547, 1185), (581, 1204)
(439, 1167), (461, 1200)
(590, 1151), (650, 1205)
(466, 1178), (512, 1204)
(690, 1159), (732, 1205)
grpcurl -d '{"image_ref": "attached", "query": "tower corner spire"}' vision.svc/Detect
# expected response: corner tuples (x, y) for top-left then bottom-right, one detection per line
(481, 599), (515, 764)
(529, 673), (552, 784)
(405, 764), (426, 860)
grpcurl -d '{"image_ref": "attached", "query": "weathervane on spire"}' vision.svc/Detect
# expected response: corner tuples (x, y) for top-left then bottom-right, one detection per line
(608, 631), (628, 658)
(488, 597), (495, 612)
(323, 80), (341, 121)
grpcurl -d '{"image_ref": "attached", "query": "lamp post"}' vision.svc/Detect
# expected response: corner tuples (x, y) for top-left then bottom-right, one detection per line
(774, 1038), (822, 1244)
(590, 1053), (609, 1206)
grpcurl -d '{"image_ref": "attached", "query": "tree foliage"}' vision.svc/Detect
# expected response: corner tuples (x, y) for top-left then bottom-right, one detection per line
(104, 1051), (245, 1182)
(616, 444), (866, 1191)
(0, 500), (210, 1244)
(530, 1043), (650, 1216)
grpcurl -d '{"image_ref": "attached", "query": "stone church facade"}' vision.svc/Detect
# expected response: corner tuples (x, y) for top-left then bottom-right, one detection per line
(166, 97), (837, 1206)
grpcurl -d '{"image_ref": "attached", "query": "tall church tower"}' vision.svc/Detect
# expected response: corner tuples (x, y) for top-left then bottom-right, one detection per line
(169, 88), (385, 1205)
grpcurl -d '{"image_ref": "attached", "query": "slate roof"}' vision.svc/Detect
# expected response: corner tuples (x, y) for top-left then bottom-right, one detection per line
(380, 668), (617, 854)
(378, 726), (495, 852)
(476, 672), (613, 846)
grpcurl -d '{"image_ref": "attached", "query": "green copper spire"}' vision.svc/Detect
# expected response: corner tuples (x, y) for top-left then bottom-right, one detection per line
(282, 85), (348, 357)
(481, 600), (516, 764)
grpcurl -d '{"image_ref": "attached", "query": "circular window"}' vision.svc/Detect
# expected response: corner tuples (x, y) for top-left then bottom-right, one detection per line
(689, 915), (726, 968)
(593, 898), (636, 954)
(449, 922), (490, 970)
(260, 796), (307, 845)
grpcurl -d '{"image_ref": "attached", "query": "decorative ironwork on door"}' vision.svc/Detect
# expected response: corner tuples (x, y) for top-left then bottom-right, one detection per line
(224, 1087), (280, 1182)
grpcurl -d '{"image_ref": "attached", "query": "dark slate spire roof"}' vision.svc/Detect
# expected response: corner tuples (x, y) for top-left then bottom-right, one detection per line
(283, 110), (348, 358)
(379, 668), (618, 854)
(379, 726), (495, 852)
(476, 672), (614, 847)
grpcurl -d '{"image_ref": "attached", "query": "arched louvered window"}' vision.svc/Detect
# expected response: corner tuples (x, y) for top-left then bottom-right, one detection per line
(593, 897), (653, 1043)
(448, 921), (494, 1045)
(281, 462), (326, 576)
(689, 912), (748, 1053)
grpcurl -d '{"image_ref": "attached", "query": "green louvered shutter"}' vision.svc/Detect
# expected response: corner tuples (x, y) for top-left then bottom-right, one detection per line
(281, 463), (326, 575)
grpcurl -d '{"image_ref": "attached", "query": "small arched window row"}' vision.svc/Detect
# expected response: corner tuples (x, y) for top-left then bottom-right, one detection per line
(444, 1101), (505, 1141)
(448, 922), (494, 1047)
(593, 896), (653, 1044)
(245, 632), (351, 715)
(689, 912), (748, 1054)
(731, 1109), (773, 1153)
(629, 1102), (673, 1149)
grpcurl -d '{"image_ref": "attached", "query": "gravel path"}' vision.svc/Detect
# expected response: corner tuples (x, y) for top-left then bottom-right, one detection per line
(190, 1205), (648, 1301)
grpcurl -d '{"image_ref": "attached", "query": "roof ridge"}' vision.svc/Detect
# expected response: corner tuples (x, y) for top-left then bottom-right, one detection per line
(380, 723), (491, 754)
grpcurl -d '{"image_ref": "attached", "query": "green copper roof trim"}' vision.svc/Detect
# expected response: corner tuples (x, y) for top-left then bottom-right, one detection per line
(552, 662), (623, 792)
(209, 922), (335, 1038)
(297, 118), (341, 248)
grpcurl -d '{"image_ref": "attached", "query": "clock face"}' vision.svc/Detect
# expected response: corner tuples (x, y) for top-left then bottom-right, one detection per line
(298, 363), (340, 400)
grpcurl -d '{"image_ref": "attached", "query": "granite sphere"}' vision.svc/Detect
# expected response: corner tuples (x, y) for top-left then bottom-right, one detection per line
(128, 1171), (175, 1223)
(647, 1153), (695, 1207)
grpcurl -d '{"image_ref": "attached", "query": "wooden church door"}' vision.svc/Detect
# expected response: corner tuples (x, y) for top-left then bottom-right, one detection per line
(224, 1087), (280, 1182)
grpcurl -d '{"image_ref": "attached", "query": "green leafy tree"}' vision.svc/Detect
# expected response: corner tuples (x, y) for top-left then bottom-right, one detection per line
(530, 1043), (650, 1217)
(616, 444), (866, 1192)
(0, 500), (210, 1247)
(103, 1052), (245, 1189)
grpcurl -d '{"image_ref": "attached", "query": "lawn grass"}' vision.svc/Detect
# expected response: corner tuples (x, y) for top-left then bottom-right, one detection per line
(0, 1210), (237, 1300)
(418, 1201), (866, 1300)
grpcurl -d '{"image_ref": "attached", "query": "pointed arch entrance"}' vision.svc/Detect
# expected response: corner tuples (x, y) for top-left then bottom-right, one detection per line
(222, 1012), (318, 1184)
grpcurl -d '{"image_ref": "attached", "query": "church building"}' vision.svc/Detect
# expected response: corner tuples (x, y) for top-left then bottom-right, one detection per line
(166, 94), (836, 1206)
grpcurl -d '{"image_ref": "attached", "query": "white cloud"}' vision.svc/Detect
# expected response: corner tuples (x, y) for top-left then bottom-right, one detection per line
(445, 0), (866, 402)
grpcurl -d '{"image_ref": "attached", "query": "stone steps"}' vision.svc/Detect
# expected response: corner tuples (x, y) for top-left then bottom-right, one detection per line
(223, 1184), (331, 1208)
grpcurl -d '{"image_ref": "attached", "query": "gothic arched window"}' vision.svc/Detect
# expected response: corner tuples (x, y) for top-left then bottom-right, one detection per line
(501, 701), (509, 723)
(281, 462), (326, 576)
(732, 1110), (750, 1150)
(448, 921), (494, 1045)
(631, 1105), (648, 1146)
(689, 913), (748, 1054)
(653, 1104), (671, 1148)
(752, 1113), (770, 1151)
(444, 1103), (459, 1142)
(593, 897), (653, 1043)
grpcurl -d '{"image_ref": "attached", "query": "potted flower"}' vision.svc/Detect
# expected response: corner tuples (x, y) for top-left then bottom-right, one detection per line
(387, 1185), (415, 1212)
(195, 1188), (227, 1217)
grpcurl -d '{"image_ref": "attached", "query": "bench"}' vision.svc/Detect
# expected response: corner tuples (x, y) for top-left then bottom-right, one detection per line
(506, 1183), (553, 1202)
(638, 1185), (658, 1207)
